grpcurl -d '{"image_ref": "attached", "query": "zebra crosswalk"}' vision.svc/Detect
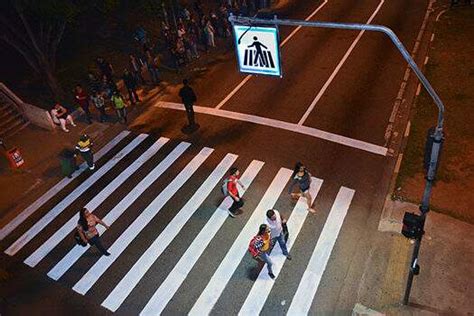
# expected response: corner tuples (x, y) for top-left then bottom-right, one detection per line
(1, 132), (356, 315)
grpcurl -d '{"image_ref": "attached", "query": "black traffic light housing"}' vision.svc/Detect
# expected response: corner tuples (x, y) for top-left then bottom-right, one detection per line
(402, 212), (424, 239)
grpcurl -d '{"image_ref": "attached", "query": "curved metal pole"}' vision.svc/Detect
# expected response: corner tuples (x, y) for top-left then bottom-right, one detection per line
(228, 15), (445, 131)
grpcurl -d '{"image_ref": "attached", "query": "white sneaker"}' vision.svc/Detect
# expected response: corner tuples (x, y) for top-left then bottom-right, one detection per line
(71, 123), (77, 127)
(63, 128), (70, 132)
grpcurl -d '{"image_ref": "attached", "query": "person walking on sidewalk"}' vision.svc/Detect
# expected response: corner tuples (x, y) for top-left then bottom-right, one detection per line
(111, 90), (128, 124)
(74, 84), (92, 124)
(226, 167), (246, 217)
(179, 79), (198, 130)
(123, 69), (140, 104)
(90, 90), (108, 123)
(75, 134), (95, 170)
(248, 224), (275, 279)
(76, 208), (110, 256)
(288, 162), (316, 213)
(265, 209), (292, 260)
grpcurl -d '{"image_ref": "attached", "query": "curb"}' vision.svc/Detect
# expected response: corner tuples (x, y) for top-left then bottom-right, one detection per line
(378, 0), (448, 233)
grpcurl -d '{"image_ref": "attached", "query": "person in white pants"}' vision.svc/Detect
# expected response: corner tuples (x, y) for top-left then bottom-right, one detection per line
(51, 103), (76, 132)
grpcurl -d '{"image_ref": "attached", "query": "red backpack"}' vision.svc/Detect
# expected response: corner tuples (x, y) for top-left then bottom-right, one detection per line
(248, 235), (260, 258)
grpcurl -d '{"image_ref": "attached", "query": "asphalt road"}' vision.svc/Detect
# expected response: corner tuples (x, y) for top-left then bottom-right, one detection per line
(0, 0), (429, 315)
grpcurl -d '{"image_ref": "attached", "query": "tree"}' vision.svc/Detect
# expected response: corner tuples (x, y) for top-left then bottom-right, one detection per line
(0, 0), (78, 99)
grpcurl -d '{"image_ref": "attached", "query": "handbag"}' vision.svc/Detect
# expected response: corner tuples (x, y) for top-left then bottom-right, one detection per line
(282, 222), (289, 243)
(74, 230), (88, 247)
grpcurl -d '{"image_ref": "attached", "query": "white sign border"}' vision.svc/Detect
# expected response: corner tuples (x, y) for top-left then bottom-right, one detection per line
(233, 25), (282, 77)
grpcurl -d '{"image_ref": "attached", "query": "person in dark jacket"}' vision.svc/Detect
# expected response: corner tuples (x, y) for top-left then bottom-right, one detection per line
(288, 162), (316, 213)
(123, 69), (140, 104)
(178, 79), (198, 128)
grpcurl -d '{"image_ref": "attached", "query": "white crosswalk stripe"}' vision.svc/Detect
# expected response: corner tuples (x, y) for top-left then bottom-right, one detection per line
(0, 131), (130, 241)
(1, 133), (358, 315)
(102, 153), (238, 312)
(24, 137), (169, 268)
(188, 168), (293, 316)
(72, 147), (214, 295)
(238, 177), (323, 315)
(136, 160), (264, 315)
(47, 141), (190, 280)
(5, 134), (148, 256)
(287, 187), (355, 315)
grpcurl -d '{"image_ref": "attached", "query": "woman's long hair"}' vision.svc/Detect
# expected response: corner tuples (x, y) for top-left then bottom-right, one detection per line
(258, 224), (268, 235)
(292, 162), (304, 178)
(78, 208), (89, 231)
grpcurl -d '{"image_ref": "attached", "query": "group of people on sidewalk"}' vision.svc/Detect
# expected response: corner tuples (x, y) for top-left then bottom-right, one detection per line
(50, 56), (139, 132)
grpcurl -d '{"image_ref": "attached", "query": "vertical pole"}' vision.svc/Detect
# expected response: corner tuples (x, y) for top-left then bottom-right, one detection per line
(403, 214), (425, 305)
(403, 129), (442, 305)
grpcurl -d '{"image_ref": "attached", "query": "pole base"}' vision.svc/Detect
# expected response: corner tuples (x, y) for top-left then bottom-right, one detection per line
(181, 124), (200, 134)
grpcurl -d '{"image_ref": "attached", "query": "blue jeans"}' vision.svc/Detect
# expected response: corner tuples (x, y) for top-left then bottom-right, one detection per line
(257, 252), (273, 275)
(272, 233), (289, 256)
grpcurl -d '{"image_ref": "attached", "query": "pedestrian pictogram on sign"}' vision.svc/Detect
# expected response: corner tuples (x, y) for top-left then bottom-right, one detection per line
(233, 25), (281, 77)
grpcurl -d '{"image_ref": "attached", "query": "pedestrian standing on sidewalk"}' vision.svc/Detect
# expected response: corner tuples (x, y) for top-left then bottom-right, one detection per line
(96, 56), (114, 81)
(74, 84), (92, 124)
(265, 209), (292, 260)
(90, 90), (108, 123)
(288, 162), (316, 213)
(123, 69), (140, 104)
(248, 224), (275, 279)
(145, 50), (161, 84)
(75, 134), (95, 170)
(179, 79), (198, 129)
(226, 167), (246, 217)
(128, 53), (145, 84)
(51, 103), (76, 132)
(76, 208), (110, 256)
(111, 90), (127, 124)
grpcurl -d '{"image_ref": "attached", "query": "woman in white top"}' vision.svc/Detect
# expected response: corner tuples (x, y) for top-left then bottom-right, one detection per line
(51, 103), (76, 132)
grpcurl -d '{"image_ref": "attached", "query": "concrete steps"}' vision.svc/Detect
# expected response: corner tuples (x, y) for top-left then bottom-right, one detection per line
(0, 93), (30, 139)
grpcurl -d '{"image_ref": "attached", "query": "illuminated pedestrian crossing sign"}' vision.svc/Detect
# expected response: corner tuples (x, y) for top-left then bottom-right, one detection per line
(233, 25), (282, 77)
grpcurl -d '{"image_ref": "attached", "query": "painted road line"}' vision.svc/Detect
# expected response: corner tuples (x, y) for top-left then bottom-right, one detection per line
(139, 160), (264, 316)
(279, 0), (329, 46)
(188, 168), (292, 316)
(287, 187), (355, 315)
(214, 0), (329, 110)
(102, 153), (238, 312)
(48, 141), (190, 281)
(238, 178), (323, 315)
(72, 147), (213, 295)
(5, 134), (147, 256)
(298, 0), (385, 126)
(0, 131), (130, 241)
(24, 138), (169, 268)
(158, 102), (387, 156)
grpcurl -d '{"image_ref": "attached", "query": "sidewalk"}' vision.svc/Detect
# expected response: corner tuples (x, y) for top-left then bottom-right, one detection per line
(355, 198), (474, 315)
(354, 2), (474, 314)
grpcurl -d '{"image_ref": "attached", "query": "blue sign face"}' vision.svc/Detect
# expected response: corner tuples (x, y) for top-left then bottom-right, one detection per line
(233, 25), (282, 77)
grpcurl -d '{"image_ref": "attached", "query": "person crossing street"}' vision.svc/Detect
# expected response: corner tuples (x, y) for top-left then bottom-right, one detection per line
(226, 167), (246, 217)
(265, 209), (292, 260)
(248, 224), (275, 279)
(75, 134), (95, 170)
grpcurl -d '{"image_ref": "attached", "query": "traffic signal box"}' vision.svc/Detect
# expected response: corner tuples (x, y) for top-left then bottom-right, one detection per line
(402, 212), (424, 239)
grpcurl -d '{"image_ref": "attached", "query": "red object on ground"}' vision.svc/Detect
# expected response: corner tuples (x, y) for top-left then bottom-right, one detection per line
(6, 147), (24, 168)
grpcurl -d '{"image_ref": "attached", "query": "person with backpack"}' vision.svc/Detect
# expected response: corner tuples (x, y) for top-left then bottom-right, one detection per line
(265, 209), (292, 260)
(76, 208), (110, 256)
(249, 224), (275, 279)
(224, 167), (246, 217)
(288, 162), (316, 213)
